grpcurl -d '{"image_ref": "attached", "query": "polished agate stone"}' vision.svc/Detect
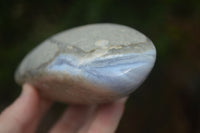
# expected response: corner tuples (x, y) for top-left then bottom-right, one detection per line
(15, 23), (156, 104)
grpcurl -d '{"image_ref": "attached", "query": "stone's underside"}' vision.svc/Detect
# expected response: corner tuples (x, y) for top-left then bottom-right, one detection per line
(15, 23), (156, 104)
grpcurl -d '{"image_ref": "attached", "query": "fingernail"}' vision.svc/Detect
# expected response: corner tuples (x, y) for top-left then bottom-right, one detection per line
(119, 97), (129, 103)
(20, 84), (32, 98)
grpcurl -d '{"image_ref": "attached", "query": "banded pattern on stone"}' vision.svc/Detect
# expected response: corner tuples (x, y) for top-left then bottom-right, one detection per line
(15, 23), (156, 104)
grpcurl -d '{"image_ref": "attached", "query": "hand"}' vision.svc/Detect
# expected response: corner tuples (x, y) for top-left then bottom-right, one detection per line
(0, 84), (127, 133)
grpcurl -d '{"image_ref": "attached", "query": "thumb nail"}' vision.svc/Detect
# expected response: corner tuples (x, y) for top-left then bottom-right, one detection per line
(20, 84), (33, 98)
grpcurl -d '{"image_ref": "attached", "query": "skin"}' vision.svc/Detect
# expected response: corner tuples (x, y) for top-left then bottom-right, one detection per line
(0, 84), (127, 133)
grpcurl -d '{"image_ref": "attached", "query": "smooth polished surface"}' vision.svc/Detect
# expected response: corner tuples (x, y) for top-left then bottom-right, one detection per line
(15, 23), (156, 104)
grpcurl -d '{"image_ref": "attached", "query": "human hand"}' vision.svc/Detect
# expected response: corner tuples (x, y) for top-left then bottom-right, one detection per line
(0, 84), (127, 133)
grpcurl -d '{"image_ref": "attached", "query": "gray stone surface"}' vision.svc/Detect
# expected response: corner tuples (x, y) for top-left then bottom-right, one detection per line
(15, 23), (156, 104)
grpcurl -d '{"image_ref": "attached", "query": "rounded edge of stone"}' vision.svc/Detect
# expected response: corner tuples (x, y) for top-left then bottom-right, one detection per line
(14, 39), (60, 86)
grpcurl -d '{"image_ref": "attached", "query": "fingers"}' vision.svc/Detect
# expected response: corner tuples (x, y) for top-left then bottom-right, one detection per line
(49, 105), (97, 133)
(0, 84), (52, 133)
(86, 98), (127, 133)
(0, 85), (127, 133)
(50, 97), (127, 133)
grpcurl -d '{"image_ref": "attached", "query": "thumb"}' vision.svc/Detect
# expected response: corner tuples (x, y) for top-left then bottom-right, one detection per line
(0, 84), (51, 133)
